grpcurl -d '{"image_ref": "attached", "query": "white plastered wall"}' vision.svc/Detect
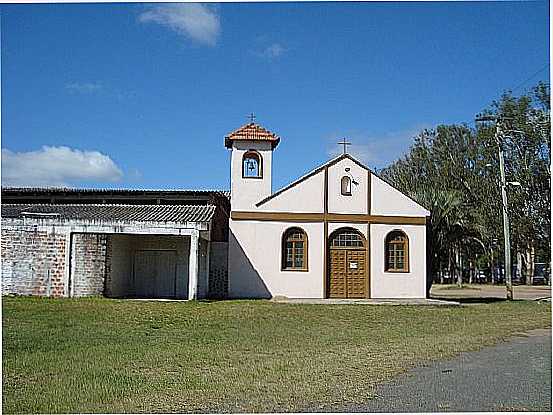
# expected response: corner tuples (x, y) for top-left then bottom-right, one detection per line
(328, 158), (369, 214)
(230, 140), (273, 211)
(370, 224), (427, 298)
(228, 220), (324, 298)
(257, 170), (325, 213)
(371, 174), (429, 216)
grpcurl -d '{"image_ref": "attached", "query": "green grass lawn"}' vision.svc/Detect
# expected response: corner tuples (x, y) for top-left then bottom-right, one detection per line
(2, 297), (551, 413)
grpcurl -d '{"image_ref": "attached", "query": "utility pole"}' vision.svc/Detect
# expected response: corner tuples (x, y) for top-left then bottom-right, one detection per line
(476, 114), (513, 300)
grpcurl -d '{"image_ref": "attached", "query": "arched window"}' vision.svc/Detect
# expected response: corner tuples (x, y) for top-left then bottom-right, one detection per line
(329, 229), (365, 248)
(385, 230), (409, 272)
(341, 176), (352, 195)
(242, 151), (262, 178)
(282, 228), (308, 271)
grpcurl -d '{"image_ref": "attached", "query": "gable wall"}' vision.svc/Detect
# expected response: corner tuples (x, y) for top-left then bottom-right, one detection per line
(327, 158), (369, 214)
(256, 170), (324, 213)
(371, 174), (429, 217)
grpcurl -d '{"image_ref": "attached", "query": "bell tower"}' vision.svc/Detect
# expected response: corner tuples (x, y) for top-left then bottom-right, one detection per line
(225, 120), (280, 211)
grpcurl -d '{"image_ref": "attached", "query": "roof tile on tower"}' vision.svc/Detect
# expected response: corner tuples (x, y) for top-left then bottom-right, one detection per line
(224, 123), (280, 149)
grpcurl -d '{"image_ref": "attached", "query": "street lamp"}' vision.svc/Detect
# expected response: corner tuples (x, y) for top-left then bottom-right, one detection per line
(476, 114), (515, 300)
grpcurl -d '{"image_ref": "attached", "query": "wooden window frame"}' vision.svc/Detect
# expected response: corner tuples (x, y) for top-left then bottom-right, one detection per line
(384, 230), (409, 273)
(341, 176), (352, 196)
(242, 150), (263, 179)
(281, 227), (308, 272)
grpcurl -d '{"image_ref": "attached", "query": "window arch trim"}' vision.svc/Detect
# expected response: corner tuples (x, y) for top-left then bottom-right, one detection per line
(384, 229), (409, 273)
(281, 227), (308, 272)
(242, 150), (263, 179)
(329, 227), (366, 249)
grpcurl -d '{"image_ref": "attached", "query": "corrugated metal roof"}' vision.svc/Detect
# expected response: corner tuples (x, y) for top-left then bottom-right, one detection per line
(1, 204), (216, 223)
(1, 187), (230, 199)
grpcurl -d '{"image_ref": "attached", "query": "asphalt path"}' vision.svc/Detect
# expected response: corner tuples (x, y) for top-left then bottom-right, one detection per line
(431, 285), (551, 301)
(344, 328), (551, 412)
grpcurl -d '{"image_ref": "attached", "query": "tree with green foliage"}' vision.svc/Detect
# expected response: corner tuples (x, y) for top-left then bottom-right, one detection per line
(381, 83), (550, 285)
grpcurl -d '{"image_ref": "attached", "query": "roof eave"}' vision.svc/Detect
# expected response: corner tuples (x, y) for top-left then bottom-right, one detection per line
(254, 152), (430, 215)
(224, 136), (280, 149)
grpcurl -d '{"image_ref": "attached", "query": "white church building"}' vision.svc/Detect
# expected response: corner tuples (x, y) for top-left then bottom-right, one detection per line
(226, 122), (430, 299)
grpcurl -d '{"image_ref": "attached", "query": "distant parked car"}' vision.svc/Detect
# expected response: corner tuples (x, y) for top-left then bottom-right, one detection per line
(494, 264), (550, 285)
(493, 267), (505, 284)
(476, 270), (487, 283)
(533, 263), (550, 285)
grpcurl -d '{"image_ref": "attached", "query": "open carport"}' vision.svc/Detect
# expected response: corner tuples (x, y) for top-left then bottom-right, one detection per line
(2, 203), (220, 299)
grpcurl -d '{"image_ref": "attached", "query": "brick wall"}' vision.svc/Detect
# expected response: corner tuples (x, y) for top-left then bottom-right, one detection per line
(1, 227), (67, 297)
(71, 233), (108, 297)
(2, 224), (226, 299)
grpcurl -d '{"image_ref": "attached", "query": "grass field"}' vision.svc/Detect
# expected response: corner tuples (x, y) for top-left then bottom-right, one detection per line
(2, 297), (551, 413)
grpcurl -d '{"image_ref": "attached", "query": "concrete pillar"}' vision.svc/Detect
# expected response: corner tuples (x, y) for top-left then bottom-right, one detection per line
(70, 234), (77, 298)
(188, 231), (199, 300)
(205, 240), (211, 299)
(63, 233), (72, 298)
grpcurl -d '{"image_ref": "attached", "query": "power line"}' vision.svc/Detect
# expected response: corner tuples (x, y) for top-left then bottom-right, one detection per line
(456, 65), (550, 128)
(510, 64), (549, 94)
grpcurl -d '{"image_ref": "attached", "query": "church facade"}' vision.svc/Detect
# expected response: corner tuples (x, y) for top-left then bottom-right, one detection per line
(226, 123), (430, 299)
(1, 121), (430, 300)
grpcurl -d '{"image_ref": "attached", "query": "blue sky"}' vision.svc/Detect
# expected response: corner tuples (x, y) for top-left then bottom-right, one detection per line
(1, 1), (549, 191)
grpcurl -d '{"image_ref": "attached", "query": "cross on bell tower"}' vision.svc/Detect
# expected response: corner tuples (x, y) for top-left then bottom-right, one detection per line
(247, 113), (256, 123)
(338, 138), (351, 154)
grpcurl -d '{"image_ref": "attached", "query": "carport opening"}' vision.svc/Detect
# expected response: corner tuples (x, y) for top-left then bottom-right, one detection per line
(105, 234), (191, 300)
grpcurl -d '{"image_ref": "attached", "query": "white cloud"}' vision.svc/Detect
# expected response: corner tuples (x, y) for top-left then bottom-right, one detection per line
(261, 43), (287, 59)
(139, 3), (220, 46)
(1, 146), (124, 187)
(65, 82), (103, 94)
(326, 125), (429, 169)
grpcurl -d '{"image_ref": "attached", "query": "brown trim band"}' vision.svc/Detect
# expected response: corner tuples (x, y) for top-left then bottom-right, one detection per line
(364, 215), (426, 225)
(232, 211), (324, 222)
(231, 211), (427, 225)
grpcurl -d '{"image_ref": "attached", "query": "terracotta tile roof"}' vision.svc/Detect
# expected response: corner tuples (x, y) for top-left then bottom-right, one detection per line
(224, 123), (280, 149)
(1, 204), (216, 224)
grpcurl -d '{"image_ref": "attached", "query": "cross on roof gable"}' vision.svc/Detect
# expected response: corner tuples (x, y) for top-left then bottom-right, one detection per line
(224, 122), (280, 149)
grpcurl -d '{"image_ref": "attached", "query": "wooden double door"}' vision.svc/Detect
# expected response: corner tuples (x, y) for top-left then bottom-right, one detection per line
(328, 229), (368, 299)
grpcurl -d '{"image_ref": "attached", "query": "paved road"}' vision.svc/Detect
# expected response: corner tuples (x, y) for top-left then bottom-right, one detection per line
(431, 284), (551, 301)
(345, 328), (552, 413)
